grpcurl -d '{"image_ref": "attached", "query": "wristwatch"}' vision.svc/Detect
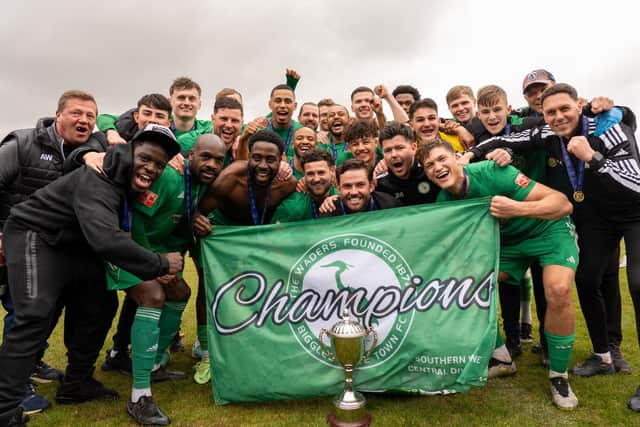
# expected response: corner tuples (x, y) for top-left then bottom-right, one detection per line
(588, 151), (604, 169)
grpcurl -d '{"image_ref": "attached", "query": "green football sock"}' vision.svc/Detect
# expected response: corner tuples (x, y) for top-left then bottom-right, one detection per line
(131, 307), (161, 389)
(197, 325), (209, 355)
(154, 301), (187, 364)
(545, 331), (575, 374)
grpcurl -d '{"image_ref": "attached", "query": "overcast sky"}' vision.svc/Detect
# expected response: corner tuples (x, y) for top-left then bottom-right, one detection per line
(1, 0), (638, 135)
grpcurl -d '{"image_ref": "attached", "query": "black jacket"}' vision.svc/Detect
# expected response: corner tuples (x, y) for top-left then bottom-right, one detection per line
(470, 116), (640, 221)
(0, 118), (106, 226)
(7, 143), (170, 280)
(375, 161), (439, 206)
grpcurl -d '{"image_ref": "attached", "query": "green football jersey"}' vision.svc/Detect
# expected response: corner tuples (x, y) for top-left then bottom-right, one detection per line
(133, 164), (207, 252)
(437, 161), (555, 245)
(271, 187), (339, 223)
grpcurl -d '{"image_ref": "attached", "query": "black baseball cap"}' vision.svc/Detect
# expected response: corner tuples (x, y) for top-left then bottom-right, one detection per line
(130, 124), (180, 158)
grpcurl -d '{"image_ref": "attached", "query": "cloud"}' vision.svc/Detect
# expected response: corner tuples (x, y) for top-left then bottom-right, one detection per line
(0, 0), (638, 136)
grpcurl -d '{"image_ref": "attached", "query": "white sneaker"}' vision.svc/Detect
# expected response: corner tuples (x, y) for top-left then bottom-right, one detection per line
(550, 376), (578, 410)
(488, 357), (516, 379)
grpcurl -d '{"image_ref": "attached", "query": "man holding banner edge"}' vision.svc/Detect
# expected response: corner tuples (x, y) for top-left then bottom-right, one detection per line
(419, 140), (578, 409)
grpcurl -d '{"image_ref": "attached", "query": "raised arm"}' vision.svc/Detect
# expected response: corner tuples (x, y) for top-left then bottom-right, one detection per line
(375, 85), (409, 124)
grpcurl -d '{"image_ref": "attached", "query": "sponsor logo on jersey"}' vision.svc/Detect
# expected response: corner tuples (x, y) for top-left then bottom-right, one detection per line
(138, 191), (158, 207)
(514, 173), (531, 189)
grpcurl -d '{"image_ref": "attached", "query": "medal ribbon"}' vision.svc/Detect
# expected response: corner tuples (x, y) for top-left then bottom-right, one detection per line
(310, 199), (319, 219)
(460, 168), (469, 199)
(184, 160), (204, 226)
(121, 198), (133, 232)
(247, 168), (271, 225)
(328, 133), (348, 160)
(559, 116), (588, 197)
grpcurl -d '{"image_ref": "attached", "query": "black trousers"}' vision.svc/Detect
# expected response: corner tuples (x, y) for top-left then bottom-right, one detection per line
(574, 209), (640, 354)
(112, 295), (137, 352)
(531, 261), (547, 349)
(0, 221), (118, 413)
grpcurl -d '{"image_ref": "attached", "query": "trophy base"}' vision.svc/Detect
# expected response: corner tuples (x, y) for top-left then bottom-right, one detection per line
(327, 412), (372, 427)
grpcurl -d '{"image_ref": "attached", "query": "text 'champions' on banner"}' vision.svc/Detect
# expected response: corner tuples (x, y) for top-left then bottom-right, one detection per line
(201, 197), (499, 404)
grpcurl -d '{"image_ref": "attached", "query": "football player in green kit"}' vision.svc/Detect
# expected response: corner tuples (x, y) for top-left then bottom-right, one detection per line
(272, 149), (338, 223)
(419, 140), (579, 410)
(320, 104), (352, 166)
(107, 133), (226, 425)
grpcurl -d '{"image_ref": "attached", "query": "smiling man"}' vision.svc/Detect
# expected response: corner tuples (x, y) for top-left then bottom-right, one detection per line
(96, 77), (211, 153)
(419, 140), (578, 410)
(462, 85), (640, 405)
(0, 125), (184, 426)
(317, 98), (335, 132)
(297, 102), (320, 131)
(351, 86), (376, 122)
(515, 69), (556, 118)
(344, 119), (380, 168)
(0, 90), (107, 415)
(211, 96), (244, 164)
(320, 159), (401, 217)
(263, 84), (302, 161)
(321, 104), (352, 166)
(272, 149), (338, 223)
(198, 129), (297, 226)
(290, 126), (318, 179)
(393, 85), (421, 114)
(446, 85), (477, 126)
(410, 98), (467, 152)
(104, 133), (226, 426)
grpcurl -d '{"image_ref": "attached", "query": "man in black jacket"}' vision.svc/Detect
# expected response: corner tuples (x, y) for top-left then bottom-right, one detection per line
(0, 90), (106, 414)
(375, 123), (439, 206)
(464, 83), (640, 410)
(0, 125), (184, 426)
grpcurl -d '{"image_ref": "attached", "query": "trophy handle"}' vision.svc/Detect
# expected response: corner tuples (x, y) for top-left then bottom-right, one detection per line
(318, 328), (336, 362)
(361, 327), (378, 363)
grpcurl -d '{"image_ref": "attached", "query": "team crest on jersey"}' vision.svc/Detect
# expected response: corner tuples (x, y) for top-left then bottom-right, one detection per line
(514, 173), (531, 189)
(417, 182), (431, 194)
(138, 191), (158, 207)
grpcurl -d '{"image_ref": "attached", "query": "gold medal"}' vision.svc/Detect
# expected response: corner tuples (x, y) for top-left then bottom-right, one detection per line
(573, 191), (585, 203)
(548, 157), (558, 168)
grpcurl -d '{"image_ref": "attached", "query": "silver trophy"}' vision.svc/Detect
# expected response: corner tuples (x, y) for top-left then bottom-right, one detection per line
(319, 309), (378, 427)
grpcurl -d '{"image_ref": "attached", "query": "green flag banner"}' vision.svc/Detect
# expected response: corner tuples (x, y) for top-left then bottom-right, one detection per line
(201, 198), (499, 405)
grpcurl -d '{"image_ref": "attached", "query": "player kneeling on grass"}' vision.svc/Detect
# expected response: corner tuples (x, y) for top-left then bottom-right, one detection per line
(105, 133), (227, 426)
(419, 140), (579, 410)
